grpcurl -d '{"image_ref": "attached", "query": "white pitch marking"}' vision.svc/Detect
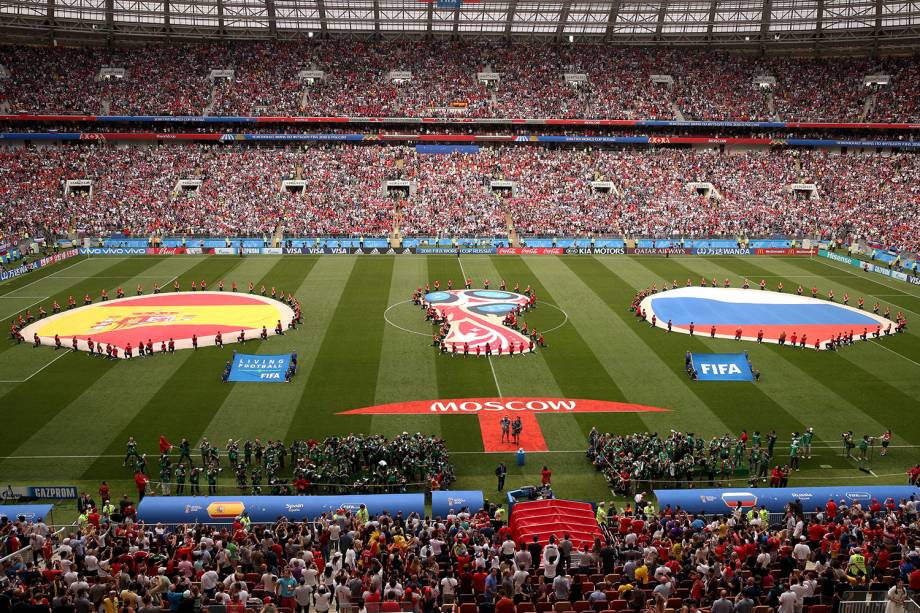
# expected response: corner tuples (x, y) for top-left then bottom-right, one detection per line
(0, 349), (72, 383)
(0, 297), (48, 321)
(0, 258), (92, 296)
(487, 356), (504, 398)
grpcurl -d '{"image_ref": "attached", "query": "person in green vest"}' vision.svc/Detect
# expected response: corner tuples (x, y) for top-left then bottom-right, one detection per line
(135, 454), (148, 475)
(206, 465), (220, 495)
(175, 463), (187, 495)
(789, 437), (800, 471)
(802, 428), (814, 459)
(356, 503), (369, 525)
(858, 436), (870, 461)
(199, 438), (211, 465)
(189, 466), (201, 496)
(759, 506), (769, 525)
(159, 462), (172, 496)
(595, 502), (607, 525)
(848, 549), (867, 580)
(123, 437), (139, 466)
(178, 438), (192, 464)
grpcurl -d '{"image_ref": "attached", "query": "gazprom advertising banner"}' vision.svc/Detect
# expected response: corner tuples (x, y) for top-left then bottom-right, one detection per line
(655, 486), (920, 514)
(431, 490), (486, 518)
(137, 494), (425, 525)
(228, 354), (292, 382)
(690, 353), (754, 381)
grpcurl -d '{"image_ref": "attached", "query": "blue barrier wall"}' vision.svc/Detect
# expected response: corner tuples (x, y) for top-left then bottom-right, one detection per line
(431, 490), (485, 517)
(654, 486), (920, 514)
(137, 494), (425, 524)
(0, 504), (54, 522)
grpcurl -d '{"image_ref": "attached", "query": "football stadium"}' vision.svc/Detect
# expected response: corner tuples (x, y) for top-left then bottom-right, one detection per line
(0, 4), (919, 612)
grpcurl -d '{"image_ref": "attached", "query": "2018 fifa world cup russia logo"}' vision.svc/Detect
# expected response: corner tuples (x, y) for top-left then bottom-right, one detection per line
(424, 290), (531, 354)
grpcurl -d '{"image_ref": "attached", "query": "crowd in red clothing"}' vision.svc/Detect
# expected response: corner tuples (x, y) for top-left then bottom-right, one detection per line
(0, 144), (918, 253)
(2, 42), (920, 122)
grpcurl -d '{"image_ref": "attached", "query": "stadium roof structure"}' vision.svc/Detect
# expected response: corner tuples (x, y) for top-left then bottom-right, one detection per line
(0, 0), (918, 48)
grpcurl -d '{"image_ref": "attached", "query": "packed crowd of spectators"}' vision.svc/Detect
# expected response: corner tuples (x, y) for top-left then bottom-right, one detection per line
(3, 42), (920, 122)
(1, 143), (918, 252)
(1, 472), (919, 613)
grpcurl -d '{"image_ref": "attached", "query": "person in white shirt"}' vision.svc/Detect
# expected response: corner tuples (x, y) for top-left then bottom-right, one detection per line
(778, 585), (797, 613)
(789, 579), (808, 612)
(440, 575), (458, 604)
(295, 581), (312, 613)
(201, 567), (220, 596)
(313, 585), (331, 613)
(793, 537), (812, 563)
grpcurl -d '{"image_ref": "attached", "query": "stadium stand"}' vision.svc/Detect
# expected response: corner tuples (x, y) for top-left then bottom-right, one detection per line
(2, 491), (918, 613)
(1, 43), (920, 122)
(1, 145), (917, 254)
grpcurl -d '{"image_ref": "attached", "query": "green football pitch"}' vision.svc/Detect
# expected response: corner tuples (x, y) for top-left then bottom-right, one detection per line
(1, 253), (918, 514)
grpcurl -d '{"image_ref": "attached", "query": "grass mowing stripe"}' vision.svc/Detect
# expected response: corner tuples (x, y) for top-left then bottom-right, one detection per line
(803, 256), (920, 300)
(284, 257), (395, 441)
(490, 256), (649, 441)
(200, 256), (323, 444)
(459, 256), (584, 453)
(0, 257), (179, 455)
(0, 352), (196, 482)
(671, 257), (906, 455)
(426, 256), (495, 452)
(372, 256), (441, 439)
(702, 256), (920, 446)
(0, 351), (117, 457)
(759, 257), (920, 364)
(551, 256), (732, 436)
(78, 256), (268, 481)
(622, 256), (811, 440)
(0, 255), (100, 293)
(0, 257), (210, 456)
(0, 257), (171, 357)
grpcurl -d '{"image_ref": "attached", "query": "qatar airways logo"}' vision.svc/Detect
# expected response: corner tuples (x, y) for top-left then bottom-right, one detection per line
(430, 399), (577, 412)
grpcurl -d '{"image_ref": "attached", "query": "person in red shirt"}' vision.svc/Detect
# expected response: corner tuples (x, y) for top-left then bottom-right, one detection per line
(909, 568), (920, 592)
(159, 435), (172, 454)
(98, 481), (110, 503)
(134, 471), (149, 501)
(380, 592), (401, 613)
(541, 466), (552, 485)
(495, 591), (515, 613)
(826, 498), (837, 519)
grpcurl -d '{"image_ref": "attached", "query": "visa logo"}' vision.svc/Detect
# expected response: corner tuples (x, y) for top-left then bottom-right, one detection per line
(700, 363), (742, 375)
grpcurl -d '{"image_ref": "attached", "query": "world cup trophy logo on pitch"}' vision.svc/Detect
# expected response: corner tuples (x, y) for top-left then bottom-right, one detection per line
(424, 289), (531, 354)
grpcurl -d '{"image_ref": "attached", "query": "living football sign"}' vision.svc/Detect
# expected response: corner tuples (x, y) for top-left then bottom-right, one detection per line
(228, 354), (293, 382)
